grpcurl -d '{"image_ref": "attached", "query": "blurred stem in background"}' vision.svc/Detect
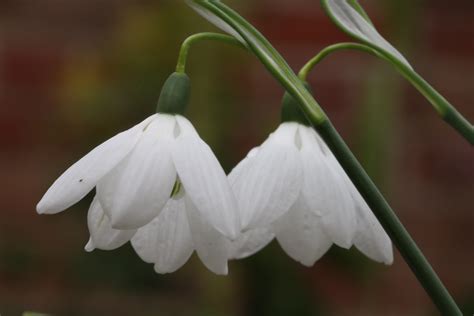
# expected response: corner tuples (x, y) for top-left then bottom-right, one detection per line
(352, 0), (417, 307)
(175, 32), (246, 74)
(355, 0), (419, 196)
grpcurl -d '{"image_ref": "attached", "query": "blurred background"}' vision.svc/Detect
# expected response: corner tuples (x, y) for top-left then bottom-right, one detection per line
(0, 0), (473, 315)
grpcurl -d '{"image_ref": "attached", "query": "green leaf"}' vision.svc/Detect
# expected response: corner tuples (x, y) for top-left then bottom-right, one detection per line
(321, 0), (412, 69)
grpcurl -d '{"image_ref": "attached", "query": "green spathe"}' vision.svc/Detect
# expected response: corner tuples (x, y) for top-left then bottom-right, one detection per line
(281, 82), (312, 126)
(157, 72), (191, 115)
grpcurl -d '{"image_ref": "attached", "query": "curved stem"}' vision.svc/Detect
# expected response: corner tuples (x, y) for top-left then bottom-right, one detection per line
(298, 42), (380, 80)
(388, 56), (473, 144)
(176, 32), (246, 73)
(189, 1), (463, 314)
(299, 42), (473, 144)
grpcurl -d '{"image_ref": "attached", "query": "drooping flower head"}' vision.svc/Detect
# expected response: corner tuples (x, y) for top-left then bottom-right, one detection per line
(229, 91), (393, 266)
(37, 72), (240, 275)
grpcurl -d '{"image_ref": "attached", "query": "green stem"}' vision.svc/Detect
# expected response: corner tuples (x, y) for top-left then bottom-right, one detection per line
(175, 32), (246, 74)
(299, 43), (474, 144)
(190, 1), (463, 314)
(316, 120), (462, 316)
(389, 57), (473, 144)
(298, 42), (379, 80)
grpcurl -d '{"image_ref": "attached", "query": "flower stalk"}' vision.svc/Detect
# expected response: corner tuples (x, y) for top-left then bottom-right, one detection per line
(319, 0), (473, 145)
(189, 0), (463, 314)
(175, 32), (246, 74)
(298, 42), (473, 144)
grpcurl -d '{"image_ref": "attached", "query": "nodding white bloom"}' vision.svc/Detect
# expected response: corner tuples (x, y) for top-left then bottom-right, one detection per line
(37, 113), (240, 275)
(229, 122), (393, 266)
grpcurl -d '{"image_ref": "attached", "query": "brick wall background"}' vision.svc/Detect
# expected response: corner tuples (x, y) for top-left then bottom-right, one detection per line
(0, 1), (472, 315)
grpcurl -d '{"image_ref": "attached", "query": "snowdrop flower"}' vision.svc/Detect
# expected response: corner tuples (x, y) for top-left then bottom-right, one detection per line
(37, 72), (240, 274)
(85, 175), (233, 275)
(229, 119), (393, 266)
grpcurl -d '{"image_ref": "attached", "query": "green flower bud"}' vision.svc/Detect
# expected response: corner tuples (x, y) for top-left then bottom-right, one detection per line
(156, 72), (191, 115)
(280, 82), (312, 126)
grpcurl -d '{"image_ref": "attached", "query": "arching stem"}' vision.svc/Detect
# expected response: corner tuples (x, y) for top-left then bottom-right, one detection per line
(176, 32), (247, 74)
(299, 43), (473, 144)
(189, 1), (464, 314)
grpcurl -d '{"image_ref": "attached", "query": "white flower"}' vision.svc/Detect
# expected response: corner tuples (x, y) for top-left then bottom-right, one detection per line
(37, 113), (240, 274)
(228, 122), (393, 266)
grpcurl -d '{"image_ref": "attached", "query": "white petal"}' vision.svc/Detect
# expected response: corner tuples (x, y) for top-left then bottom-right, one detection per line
(273, 194), (332, 267)
(37, 114), (157, 214)
(186, 1), (246, 44)
(229, 228), (274, 260)
(228, 147), (274, 260)
(185, 196), (230, 275)
(299, 126), (356, 248)
(310, 129), (392, 263)
(323, 0), (411, 68)
(131, 197), (194, 273)
(86, 196), (136, 251)
(232, 123), (303, 230)
(228, 146), (259, 185)
(84, 239), (95, 252)
(174, 115), (199, 137)
(172, 118), (240, 239)
(352, 195), (393, 264)
(332, 161), (393, 264)
(97, 115), (177, 229)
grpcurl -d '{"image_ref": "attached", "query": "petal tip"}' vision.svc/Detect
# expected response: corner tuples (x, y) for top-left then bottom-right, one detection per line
(36, 197), (51, 214)
(153, 264), (177, 275)
(36, 198), (65, 215)
(383, 251), (394, 265)
(212, 265), (228, 276)
(384, 259), (394, 265)
(36, 203), (46, 215)
(226, 227), (239, 242)
(333, 238), (352, 250)
(84, 239), (95, 252)
(299, 259), (316, 268)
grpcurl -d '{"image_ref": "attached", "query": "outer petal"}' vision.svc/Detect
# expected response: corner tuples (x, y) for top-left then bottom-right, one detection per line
(322, 0), (411, 68)
(227, 146), (259, 185)
(185, 196), (230, 275)
(352, 194), (393, 265)
(228, 147), (274, 260)
(331, 162), (393, 264)
(186, 1), (246, 44)
(97, 115), (177, 229)
(131, 197), (194, 273)
(229, 228), (274, 260)
(299, 126), (356, 249)
(313, 130), (393, 263)
(273, 194), (332, 267)
(37, 114), (157, 214)
(172, 116), (240, 239)
(232, 123), (303, 230)
(85, 196), (136, 251)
